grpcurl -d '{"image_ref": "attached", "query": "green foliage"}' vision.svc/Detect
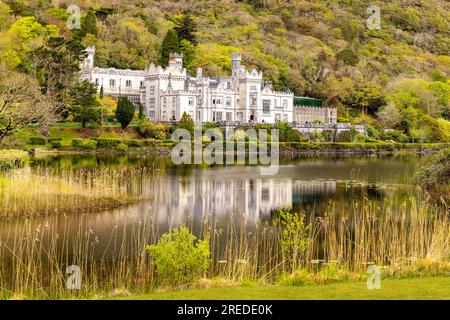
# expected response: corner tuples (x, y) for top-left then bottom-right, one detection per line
(71, 139), (83, 148)
(419, 115), (449, 143)
(177, 112), (195, 135)
(278, 210), (311, 273)
(81, 10), (98, 37)
(70, 81), (101, 128)
(413, 149), (450, 190)
(115, 97), (135, 129)
(95, 138), (120, 149)
(116, 143), (128, 152)
(49, 140), (61, 148)
(82, 139), (97, 150)
(29, 137), (46, 145)
(174, 12), (197, 45)
(138, 119), (167, 140)
(336, 130), (354, 142)
(0, 149), (28, 170)
(147, 226), (210, 287)
(336, 47), (359, 66)
(159, 29), (180, 67)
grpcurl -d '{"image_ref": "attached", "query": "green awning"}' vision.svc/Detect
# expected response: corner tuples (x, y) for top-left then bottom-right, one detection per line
(294, 96), (323, 107)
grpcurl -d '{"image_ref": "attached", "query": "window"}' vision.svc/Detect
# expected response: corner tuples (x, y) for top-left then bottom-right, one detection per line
(163, 97), (167, 107)
(226, 97), (232, 106)
(126, 80), (132, 88)
(262, 99), (271, 114)
(95, 78), (99, 85)
(149, 85), (155, 92)
(189, 97), (194, 106)
(149, 98), (155, 106)
(163, 111), (167, 119)
(216, 112), (223, 121)
(283, 114), (288, 121)
(275, 113), (281, 122)
(261, 188), (270, 201)
(216, 96), (223, 105)
(226, 112), (232, 121)
(282, 99), (288, 109)
(110, 79), (116, 87)
(172, 97), (176, 105)
(140, 81), (145, 88)
(149, 111), (155, 117)
(172, 110), (176, 120)
(250, 85), (258, 91)
(250, 97), (257, 107)
(236, 112), (243, 121)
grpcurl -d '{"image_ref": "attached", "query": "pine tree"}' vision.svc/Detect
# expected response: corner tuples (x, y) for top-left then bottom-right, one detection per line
(175, 13), (197, 45)
(81, 10), (98, 36)
(158, 29), (180, 67)
(178, 112), (194, 135)
(116, 97), (135, 129)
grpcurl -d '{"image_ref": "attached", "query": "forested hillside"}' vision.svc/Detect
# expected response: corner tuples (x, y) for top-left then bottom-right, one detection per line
(1, 0), (449, 142)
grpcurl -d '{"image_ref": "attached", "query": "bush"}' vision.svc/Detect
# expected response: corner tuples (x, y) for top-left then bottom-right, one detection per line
(380, 130), (408, 143)
(49, 140), (62, 149)
(0, 149), (29, 170)
(71, 139), (83, 148)
(82, 140), (97, 150)
(146, 226), (210, 287)
(116, 143), (128, 152)
(336, 130), (354, 142)
(124, 139), (143, 148)
(413, 149), (450, 190)
(138, 119), (167, 140)
(29, 137), (47, 145)
(96, 139), (120, 149)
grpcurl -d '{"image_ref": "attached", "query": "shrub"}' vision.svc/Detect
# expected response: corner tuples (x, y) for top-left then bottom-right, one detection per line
(71, 139), (83, 148)
(29, 137), (47, 145)
(116, 143), (128, 152)
(278, 210), (311, 273)
(82, 140), (97, 150)
(49, 140), (62, 149)
(96, 139), (120, 149)
(146, 226), (210, 287)
(124, 139), (143, 148)
(355, 134), (366, 142)
(0, 149), (29, 170)
(138, 119), (166, 140)
(336, 130), (354, 142)
(413, 149), (450, 190)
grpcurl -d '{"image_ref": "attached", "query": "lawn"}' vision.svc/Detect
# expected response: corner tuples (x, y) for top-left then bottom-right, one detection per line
(119, 277), (450, 300)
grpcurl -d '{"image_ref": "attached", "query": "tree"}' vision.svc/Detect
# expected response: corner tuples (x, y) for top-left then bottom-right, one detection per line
(336, 47), (359, 66)
(158, 29), (179, 67)
(174, 13), (197, 45)
(70, 81), (101, 128)
(81, 10), (98, 37)
(177, 112), (194, 135)
(0, 66), (56, 141)
(377, 102), (402, 129)
(28, 37), (87, 117)
(116, 96), (135, 129)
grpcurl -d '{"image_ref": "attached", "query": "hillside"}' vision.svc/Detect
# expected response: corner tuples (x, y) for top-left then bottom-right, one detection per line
(0, 0), (449, 143)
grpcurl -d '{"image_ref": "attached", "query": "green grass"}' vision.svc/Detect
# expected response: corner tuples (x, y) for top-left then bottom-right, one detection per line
(117, 277), (450, 300)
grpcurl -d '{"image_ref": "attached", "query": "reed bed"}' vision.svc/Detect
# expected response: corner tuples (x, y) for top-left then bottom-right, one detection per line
(0, 193), (447, 299)
(0, 166), (151, 219)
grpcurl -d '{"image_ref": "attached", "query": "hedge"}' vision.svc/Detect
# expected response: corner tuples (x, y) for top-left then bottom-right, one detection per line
(29, 137), (47, 145)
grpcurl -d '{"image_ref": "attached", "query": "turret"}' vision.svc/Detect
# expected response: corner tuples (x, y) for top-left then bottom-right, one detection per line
(168, 53), (183, 69)
(82, 46), (95, 70)
(231, 53), (241, 77)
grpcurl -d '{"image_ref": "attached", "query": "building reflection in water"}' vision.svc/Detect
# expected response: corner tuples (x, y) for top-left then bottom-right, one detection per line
(147, 172), (337, 225)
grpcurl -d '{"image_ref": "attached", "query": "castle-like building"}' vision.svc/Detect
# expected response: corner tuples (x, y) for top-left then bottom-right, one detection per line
(80, 47), (337, 125)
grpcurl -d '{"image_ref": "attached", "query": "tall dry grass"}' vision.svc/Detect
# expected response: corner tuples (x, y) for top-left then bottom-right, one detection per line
(0, 180), (448, 299)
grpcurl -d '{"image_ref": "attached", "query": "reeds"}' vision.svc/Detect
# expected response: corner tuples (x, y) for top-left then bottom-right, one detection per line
(0, 180), (448, 299)
(0, 165), (150, 219)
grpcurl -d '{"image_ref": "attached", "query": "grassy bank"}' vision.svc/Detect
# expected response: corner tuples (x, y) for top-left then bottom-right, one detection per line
(116, 277), (450, 300)
(0, 166), (149, 218)
(0, 149), (28, 170)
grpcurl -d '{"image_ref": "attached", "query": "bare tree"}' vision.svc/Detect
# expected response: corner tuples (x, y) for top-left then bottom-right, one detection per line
(0, 66), (57, 142)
